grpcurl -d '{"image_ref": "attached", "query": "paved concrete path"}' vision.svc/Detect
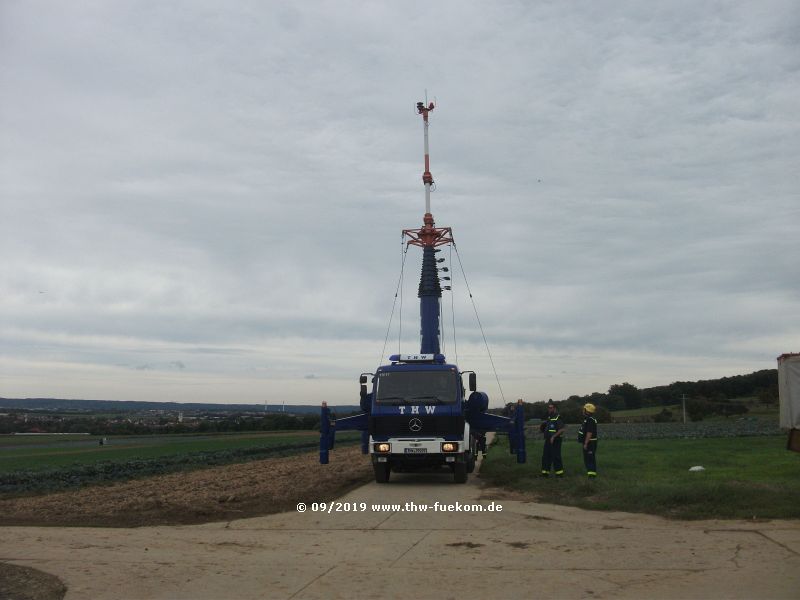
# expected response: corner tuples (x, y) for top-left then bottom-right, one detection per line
(1, 455), (799, 599)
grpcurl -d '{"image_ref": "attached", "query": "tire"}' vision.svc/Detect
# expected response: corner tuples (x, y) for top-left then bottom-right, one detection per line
(466, 453), (476, 473)
(373, 462), (390, 483)
(453, 461), (468, 483)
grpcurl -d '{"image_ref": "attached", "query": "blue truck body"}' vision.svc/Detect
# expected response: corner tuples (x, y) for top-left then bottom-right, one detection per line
(320, 353), (526, 483)
(319, 103), (526, 483)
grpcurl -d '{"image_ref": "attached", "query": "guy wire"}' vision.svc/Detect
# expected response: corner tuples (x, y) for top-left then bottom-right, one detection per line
(453, 243), (505, 404)
(378, 238), (408, 371)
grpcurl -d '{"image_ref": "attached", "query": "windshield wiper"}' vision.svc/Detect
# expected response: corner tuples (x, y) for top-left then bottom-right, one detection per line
(410, 395), (445, 404)
(377, 395), (406, 403)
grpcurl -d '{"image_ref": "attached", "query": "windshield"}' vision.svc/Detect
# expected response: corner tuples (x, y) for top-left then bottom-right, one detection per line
(375, 371), (459, 405)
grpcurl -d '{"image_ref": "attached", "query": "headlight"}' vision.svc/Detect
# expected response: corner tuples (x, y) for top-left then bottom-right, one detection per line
(441, 442), (458, 452)
(374, 443), (391, 453)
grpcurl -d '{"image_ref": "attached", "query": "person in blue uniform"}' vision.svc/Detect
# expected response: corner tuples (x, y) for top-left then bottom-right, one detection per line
(539, 400), (565, 477)
(578, 403), (598, 477)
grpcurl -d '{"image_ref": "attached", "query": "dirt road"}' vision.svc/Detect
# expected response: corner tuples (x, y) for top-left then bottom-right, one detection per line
(2, 455), (799, 599)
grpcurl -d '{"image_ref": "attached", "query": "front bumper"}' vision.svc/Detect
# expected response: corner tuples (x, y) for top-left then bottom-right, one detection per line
(370, 437), (464, 465)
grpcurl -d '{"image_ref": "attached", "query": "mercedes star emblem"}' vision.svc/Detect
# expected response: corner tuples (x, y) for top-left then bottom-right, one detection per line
(409, 418), (423, 432)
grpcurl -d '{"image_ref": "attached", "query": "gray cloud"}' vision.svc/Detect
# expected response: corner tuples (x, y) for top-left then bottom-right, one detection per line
(1, 1), (798, 406)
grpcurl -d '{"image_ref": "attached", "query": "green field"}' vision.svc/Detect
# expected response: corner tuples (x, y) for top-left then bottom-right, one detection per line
(0, 431), (331, 473)
(481, 435), (800, 519)
(0, 431), (359, 495)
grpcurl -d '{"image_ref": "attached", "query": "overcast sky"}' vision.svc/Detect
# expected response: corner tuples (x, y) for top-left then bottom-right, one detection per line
(1, 1), (798, 407)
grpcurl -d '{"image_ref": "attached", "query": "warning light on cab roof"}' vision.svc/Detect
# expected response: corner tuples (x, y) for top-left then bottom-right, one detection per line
(388, 353), (446, 363)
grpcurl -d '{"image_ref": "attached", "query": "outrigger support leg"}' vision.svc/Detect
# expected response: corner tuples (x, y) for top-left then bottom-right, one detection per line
(506, 400), (527, 463)
(464, 398), (527, 464)
(320, 403), (331, 464)
(319, 402), (370, 463)
(513, 400), (527, 464)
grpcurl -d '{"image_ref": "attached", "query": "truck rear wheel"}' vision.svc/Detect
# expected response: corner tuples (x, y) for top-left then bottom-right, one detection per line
(453, 462), (467, 483)
(373, 462), (390, 483)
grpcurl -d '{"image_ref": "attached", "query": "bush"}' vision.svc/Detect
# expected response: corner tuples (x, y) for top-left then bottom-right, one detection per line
(653, 409), (673, 423)
(594, 406), (612, 423)
(757, 387), (778, 405)
(686, 398), (713, 421)
(718, 402), (749, 418)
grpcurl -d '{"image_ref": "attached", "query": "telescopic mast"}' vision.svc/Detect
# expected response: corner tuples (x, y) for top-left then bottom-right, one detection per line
(402, 101), (454, 356)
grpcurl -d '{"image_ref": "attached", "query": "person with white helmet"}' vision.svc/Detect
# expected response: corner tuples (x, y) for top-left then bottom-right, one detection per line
(578, 403), (599, 478)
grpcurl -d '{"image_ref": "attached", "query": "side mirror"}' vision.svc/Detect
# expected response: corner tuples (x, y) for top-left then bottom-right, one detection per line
(359, 374), (367, 384)
(469, 372), (477, 392)
(360, 384), (367, 399)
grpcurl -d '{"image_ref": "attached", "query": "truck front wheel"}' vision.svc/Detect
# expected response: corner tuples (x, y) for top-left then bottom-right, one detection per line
(453, 461), (467, 484)
(374, 462), (390, 483)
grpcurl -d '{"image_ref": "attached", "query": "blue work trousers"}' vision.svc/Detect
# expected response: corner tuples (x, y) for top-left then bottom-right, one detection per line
(541, 437), (563, 473)
(582, 441), (598, 476)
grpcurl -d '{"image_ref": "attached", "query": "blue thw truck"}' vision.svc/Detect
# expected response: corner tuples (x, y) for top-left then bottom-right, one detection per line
(319, 101), (526, 483)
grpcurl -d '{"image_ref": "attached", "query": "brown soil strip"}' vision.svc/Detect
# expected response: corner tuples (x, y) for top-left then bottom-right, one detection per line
(0, 447), (372, 528)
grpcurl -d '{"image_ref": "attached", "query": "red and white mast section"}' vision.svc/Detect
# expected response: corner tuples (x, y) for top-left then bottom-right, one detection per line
(403, 101), (453, 249)
(421, 101), (434, 215)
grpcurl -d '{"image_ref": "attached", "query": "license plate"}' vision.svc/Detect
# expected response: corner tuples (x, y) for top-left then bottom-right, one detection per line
(404, 448), (427, 454)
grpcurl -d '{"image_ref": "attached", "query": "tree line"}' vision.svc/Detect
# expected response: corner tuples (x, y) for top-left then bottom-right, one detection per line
(0, 413), (322, 436)
(503, 369), (778, 423)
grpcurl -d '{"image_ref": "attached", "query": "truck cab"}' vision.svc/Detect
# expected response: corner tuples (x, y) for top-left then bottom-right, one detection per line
(366, 354), (483, 483)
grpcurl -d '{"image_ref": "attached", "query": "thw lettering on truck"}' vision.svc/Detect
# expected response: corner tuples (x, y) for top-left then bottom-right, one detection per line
(397, 406), (437, 415)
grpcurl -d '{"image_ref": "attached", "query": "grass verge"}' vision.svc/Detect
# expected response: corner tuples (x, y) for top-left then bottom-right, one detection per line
(480, 435), (800, 520)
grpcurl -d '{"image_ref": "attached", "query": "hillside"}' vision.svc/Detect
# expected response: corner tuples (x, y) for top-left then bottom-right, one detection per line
(506, 368), (779, 423)
(0, 397), (360, 415)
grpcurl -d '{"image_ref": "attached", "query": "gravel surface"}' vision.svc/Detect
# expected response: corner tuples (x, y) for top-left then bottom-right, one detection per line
(3, 448), (799, 599)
